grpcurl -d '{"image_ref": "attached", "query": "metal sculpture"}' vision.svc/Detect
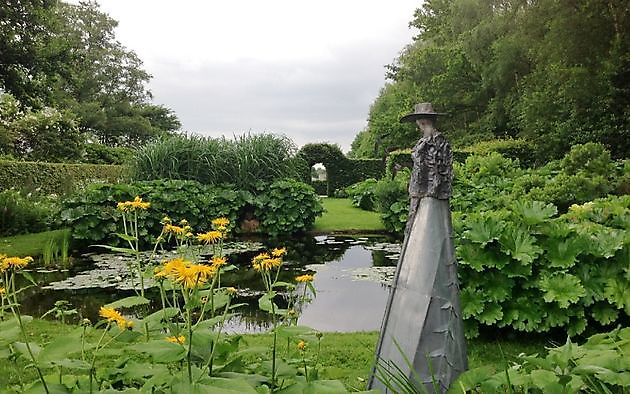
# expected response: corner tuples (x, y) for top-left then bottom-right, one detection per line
(369, 103), (467, 393)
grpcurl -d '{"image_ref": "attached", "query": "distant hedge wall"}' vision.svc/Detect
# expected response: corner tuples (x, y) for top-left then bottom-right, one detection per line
(298, 143), (384, 195)
(0, 160), (128, 194)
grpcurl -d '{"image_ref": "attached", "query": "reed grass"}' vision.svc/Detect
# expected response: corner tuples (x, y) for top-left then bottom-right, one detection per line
(130, 133), (307, 189)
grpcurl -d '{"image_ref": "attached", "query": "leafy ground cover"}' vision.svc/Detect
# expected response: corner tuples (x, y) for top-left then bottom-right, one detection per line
(313, 198), (385, 233)
(0, 319), (549, 391)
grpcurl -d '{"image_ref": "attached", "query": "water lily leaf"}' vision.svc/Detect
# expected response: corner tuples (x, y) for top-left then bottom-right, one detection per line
(104, 296), (150, 309)
(538, 273), (586, 308)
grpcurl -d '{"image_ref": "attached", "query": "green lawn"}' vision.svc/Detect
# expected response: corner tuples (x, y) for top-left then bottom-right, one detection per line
(0, 229), (69, 258)
(313, 198), (385, 233)
(0, 319), (549, 391)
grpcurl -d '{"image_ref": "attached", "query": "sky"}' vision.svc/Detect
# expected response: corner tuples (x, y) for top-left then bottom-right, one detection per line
(90, 0), (420, 153)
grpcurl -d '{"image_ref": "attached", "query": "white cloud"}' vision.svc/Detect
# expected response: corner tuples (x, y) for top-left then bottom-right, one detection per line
(74, 0), (420, 152)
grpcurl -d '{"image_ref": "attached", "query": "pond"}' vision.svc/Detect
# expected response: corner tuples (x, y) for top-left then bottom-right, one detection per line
(20, 235), (401, 333)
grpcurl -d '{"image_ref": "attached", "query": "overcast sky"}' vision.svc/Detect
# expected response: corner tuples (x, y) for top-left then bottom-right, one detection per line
(91, 0), (420, 153)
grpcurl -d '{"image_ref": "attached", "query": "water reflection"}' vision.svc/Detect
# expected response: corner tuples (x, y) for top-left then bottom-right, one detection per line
(21, 235), (401, 332)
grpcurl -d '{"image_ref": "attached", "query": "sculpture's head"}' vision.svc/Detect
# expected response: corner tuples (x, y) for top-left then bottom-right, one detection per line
(400, 103), (445, 137)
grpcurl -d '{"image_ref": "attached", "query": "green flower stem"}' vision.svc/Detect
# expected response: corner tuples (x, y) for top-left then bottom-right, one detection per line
(9, 271), (49, 394)
(183, 290), (193, 384)
(199, 296), (232, 380)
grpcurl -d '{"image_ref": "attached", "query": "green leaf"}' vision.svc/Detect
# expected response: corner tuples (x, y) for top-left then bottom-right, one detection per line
(478, 303), (503, 325)
(38, 329), (87, 365)
(91, 244), (137, 254)
(499, 227), (543, 264)
(604, 278), (630, 314)
(529, 369), (563, 394)
(538, 273), (586, 308)
(462, 213), (505, 246)
(457, 243), (510, 271)
(115, 232), (138, 242)
(130, 340), (186, 363)
(590, 302), (620, 325)
(104, 296), (150, 309)
(275, 325), (318, 339)
(544, 237), (585, 268)
(512, 200), (557, 226)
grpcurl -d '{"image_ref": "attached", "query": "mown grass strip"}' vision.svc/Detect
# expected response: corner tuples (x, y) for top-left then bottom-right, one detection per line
(313, 198), (385, 232)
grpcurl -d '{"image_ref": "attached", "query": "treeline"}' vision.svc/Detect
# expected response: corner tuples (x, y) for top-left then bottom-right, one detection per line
(0, 0), (180, 163)
(350, 0), (630, 161)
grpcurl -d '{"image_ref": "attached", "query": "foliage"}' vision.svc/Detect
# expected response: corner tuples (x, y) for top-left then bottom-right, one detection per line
(460, 138), (537, 167)
(345, 178), (379, 211)
(60, 179), (323, 247)
(253, 179), (324, 237)
(0, 1), (180, 151)
(0, 189), (59, 236)
(0, 94), (84, 162)
(131, 133), (306, 190)
(0, 204), (363, 393)
(353, 0), (630, 160)
(455, 327), (630, 393)
(298, 143), (384, 196)
(374, 169), (411, 234)
(82, 143), (135, 165)
(385, 149), (413, 179)
(0, 160), (128, 195)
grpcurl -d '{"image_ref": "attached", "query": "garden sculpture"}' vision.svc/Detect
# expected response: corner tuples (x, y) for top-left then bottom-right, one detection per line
(369, 103), (467, 393)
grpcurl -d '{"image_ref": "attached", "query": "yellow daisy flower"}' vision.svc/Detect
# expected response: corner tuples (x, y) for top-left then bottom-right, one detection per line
(197, 230), (223, 244)
(297, 340), (307, 351)
(210, 256), (227, 269)
(212, 217), (230, 228)
(295, 274), (314, 283)
(271, 247), (287, 257)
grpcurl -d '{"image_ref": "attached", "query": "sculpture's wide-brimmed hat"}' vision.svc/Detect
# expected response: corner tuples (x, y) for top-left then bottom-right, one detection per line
(400, 103), (446, 123)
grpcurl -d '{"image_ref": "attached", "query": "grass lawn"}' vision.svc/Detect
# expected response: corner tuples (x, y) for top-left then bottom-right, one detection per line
(0, 229), (69, 258)
(0, 319), (549, 391)
(313, 198), (385, 233)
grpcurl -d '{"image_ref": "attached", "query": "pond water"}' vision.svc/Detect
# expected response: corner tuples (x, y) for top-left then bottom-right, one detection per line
(20, 235), (401, 333)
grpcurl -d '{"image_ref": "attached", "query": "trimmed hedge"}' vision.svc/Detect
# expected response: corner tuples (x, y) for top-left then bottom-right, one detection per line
(298, 143), (384, 195)
(0, 160), (128, 195)
(460, 138), (536, 167)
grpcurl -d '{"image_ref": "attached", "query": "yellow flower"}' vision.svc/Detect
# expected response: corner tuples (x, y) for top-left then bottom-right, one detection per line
(295, 274), (314, 283)
(179, 219), (189, 226)
(212, 217), (230, 228)
(0, 256), (33, 271)
(98, 306), (131, 329)
(0, 287), (5, 296)
(165, 224), (185, 235)
(169, 262), (213, 289)
(197, 230), (223, 244)
(211, 256), (227, 269)
(252, 252), (270, 271)
(157, 258), (188, 278)
(272, 247), (287, 257)
(161, 216), (172, 225)
(117, 196), (150, 211)
(297, 340), (307, 351)
(189, 264), (216, 282)
(166, 335), (185, 344)
(226, 287), (238, 296)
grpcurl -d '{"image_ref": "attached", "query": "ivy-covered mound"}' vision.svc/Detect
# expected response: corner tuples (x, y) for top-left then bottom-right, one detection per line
(60, 179), (323, 247)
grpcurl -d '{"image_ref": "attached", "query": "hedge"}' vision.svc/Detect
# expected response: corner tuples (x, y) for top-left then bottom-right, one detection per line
(460, 138), (536, 167)
(298, 143), (384, 195)
(0, 160), (128, 195)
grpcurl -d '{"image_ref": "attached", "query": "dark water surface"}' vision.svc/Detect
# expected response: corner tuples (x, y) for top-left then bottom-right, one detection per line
(20, 235), (401, 332)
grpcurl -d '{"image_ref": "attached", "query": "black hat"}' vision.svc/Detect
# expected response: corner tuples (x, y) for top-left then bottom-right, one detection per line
(399, 103), (446, 123)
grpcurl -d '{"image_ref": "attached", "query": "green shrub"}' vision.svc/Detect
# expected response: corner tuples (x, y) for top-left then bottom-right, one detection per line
(456, 196), (629, 338)
(374, 169), (410, 234)
(457, 327), (630, 392)
(311, 180), (328, 196)
(60, 179), (323, 247)
(83, 143), (135, 165)
(0, 160), (128, 195)
(0, 189), (59, 236)
(131, 133), (306, 190)
(561, 142), (615, 176)
(461, 138), (536, 167)
(344, 178), (378, 211)
(384, 149), (413, 179)
(253, 179), (324, 237)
